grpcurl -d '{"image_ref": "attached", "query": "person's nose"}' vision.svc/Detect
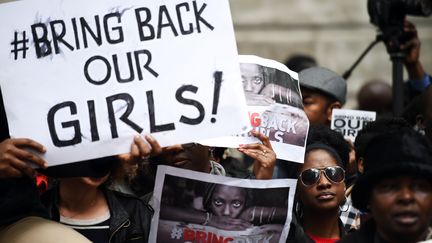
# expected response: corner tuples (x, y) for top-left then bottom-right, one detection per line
(316, 171), (331, 189)
(223, 205), (231, 216)
(397, 185), (415, 204)
(244, 80), (253, 92)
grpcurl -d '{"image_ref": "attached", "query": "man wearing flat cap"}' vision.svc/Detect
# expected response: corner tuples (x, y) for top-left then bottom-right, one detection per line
(339, 128), (432, 243)
(298, 66), (362, 232)
(299, 67), (347, 126)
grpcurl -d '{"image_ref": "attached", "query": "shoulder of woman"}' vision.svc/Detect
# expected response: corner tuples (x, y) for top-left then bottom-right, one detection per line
(106, 189), (154, 215)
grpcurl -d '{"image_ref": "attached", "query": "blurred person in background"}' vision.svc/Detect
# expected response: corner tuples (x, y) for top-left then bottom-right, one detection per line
(340, 128), (432, 243)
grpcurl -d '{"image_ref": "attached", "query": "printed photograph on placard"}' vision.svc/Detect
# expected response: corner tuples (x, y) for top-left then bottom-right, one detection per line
(202, 55), (309, 163)
(149, 166), (297, 243)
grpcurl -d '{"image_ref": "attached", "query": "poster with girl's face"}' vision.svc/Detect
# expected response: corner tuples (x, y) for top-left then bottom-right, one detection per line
(149, 165), (297, 243)
(201, 55), (309, 163)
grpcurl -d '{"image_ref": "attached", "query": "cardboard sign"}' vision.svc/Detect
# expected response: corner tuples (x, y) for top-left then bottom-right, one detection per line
(150, 165), (297, 243)
(0, 0), (249, 166)
(202, 55), (309, 163)
(331, 109), (376, 142)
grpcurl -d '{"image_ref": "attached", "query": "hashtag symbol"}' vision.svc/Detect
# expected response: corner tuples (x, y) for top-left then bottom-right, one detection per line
(10, 31), (29, 60)
(170, 227), (183, 239)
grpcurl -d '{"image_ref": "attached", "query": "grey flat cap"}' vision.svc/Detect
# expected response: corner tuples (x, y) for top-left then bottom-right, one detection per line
(299, 67), (347, 105)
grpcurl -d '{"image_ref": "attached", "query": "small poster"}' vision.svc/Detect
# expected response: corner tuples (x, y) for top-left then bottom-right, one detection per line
(331, 109), (376, 142)
(202, 55), (309, 163)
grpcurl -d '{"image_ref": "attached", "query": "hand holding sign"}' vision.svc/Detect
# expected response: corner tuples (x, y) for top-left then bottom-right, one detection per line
(238, 131), (276, 179)
(117, 134), (162, 166)
(0, 138), (48, 178)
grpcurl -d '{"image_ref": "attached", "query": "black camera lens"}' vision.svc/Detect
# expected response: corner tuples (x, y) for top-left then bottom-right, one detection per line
(368, 0), (432, 29)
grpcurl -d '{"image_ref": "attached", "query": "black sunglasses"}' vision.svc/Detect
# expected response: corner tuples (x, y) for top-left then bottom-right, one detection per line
(299, 166), (345, 186)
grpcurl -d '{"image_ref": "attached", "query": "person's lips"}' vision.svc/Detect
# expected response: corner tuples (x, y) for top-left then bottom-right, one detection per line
(316, 191), (336, 200)
(393, 212), (419, 225)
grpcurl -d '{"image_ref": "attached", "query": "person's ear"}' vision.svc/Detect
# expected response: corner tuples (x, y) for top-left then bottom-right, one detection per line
(416, 114), (425, 129)
(357, 158), (364, 174)
(326, 101), (342, 124)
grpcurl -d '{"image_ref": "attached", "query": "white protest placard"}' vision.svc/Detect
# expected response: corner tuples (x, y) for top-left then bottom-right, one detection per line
(150, 165), (296, 243)
(0, 0), (250, 166)
(202, 55), (309, 163)
(331, 109), (376, 142)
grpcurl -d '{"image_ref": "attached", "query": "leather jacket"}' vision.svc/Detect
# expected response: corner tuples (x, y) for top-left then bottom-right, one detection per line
(41, 187), (153, 243)
(286, 213), (346, 243)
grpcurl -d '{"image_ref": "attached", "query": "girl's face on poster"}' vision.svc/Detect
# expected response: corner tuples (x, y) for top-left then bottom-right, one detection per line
(241, 63), (264, 94)
(211, 185), (247, 218)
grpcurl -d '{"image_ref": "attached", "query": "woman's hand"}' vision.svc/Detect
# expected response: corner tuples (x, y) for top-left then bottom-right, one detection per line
(238, 131), (276, 179)
(117, 134), (162, 166)
(0, 138), (47, 178)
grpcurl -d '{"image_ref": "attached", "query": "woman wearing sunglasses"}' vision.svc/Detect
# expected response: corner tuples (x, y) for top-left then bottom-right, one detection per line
(287, 125), (350, 243)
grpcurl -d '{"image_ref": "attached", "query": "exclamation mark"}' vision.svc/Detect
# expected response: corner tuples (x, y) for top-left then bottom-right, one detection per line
(211, 71), (223, 123)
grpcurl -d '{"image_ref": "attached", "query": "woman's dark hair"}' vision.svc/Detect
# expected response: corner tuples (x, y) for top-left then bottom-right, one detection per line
(354, 117), (411, 161)
(258, 65), (273, 93)
(305, 125), (350, 169)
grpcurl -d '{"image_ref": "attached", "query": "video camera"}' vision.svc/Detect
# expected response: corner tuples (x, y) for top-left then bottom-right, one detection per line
(367, 0), (432, 52)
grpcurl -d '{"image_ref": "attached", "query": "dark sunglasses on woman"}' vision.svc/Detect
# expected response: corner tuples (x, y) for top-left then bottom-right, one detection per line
(299, 166), (345, 186)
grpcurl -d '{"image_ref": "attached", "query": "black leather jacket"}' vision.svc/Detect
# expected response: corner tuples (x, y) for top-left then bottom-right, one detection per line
(41, 187), (153, 243)
(286, 213), (346, 243)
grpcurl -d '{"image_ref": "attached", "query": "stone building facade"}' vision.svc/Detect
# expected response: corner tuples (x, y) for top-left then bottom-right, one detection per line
(231, 0), (432, 108)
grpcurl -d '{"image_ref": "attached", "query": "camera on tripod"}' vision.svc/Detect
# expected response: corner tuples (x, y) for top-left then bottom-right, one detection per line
(367, 0), (432, 52)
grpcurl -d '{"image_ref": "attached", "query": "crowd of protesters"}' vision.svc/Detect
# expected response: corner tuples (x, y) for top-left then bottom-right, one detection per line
(1, 18), (432, 243)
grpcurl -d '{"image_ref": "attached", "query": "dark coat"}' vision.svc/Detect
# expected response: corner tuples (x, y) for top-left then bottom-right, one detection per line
(42, 187), (154, 243)
(337, 219), (377, 243)
(286, 213), (347, 243)
(0, 177), (49, 226)
(0, 87), (48, 226)
(337, 219), (432, 243)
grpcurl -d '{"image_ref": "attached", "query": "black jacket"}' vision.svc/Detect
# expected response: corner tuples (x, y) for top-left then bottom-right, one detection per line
(337, 219), (432, 243)
(0, 177), (49, 226)
(42, 187), (154, 243)
(286, 214), (347, 243)
(337, 219), (377, 243)
(0, 87), (49, 226)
